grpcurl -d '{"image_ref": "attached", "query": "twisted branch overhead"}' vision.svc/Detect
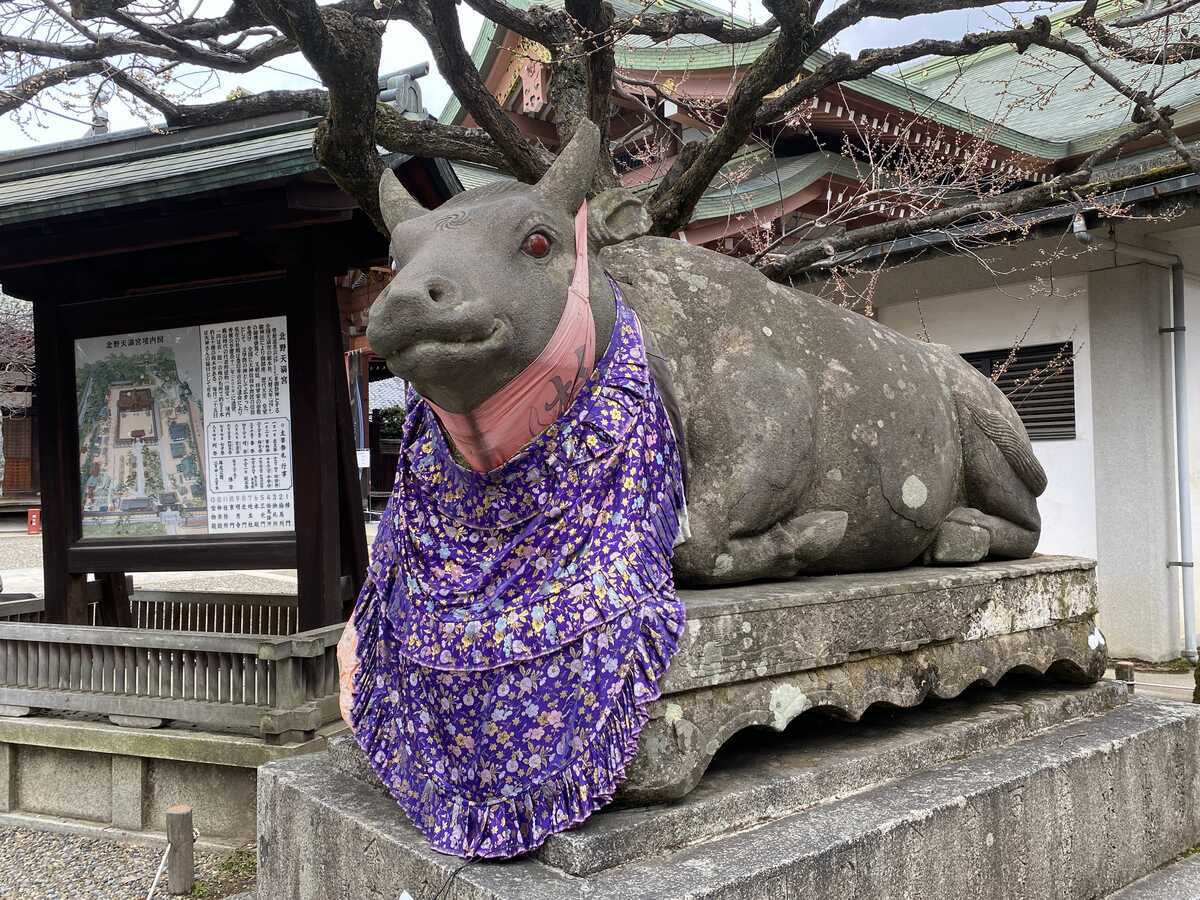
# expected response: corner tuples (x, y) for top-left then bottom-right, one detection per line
(1, 0), (1198, 280)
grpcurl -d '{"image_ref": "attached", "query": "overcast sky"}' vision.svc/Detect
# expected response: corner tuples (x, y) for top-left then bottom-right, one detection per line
(0, 1), (1049, 153)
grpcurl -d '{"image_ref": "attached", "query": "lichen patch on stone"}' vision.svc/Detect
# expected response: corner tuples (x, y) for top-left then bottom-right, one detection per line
(769, 684), (812, 730)
(902, 475), (928, 509)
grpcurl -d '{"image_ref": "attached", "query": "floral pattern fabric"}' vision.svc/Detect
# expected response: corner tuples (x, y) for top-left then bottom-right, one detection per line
(344, 284), (686, 859)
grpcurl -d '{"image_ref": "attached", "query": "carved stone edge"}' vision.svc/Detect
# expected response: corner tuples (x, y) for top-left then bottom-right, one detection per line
(618, 615), (1108, 804)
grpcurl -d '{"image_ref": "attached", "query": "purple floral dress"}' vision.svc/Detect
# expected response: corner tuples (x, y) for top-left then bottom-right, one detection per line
(344, 286), (686, 858)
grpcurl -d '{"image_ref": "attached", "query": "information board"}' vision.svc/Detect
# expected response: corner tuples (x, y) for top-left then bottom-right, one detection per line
(74, 316), (295, 538)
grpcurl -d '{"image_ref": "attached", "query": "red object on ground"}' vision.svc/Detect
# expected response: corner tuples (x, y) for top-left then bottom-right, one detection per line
(26, 508), (40, 535)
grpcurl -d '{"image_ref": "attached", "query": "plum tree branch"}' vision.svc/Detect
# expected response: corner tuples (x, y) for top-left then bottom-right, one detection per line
(619, 10), (778, 43)
(1, 59), (104, 115)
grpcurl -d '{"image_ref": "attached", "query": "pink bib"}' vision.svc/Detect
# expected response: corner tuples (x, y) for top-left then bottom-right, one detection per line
(427, 202), (596, 472)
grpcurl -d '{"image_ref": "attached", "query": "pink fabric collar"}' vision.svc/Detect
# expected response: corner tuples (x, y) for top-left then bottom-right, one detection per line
(427, 202), (596, 472)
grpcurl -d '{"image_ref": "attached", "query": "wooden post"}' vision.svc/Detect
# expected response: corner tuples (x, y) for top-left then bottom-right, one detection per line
(290, 260), (347, 629)
(32, 296), (77, 623)
(1115, 661), (1136, 689)
(96, 572), (133, 627)
(166, 803), (195, 895)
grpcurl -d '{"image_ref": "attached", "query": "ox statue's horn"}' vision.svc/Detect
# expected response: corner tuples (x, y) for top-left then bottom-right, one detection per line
(535, 120), (601, 212)
(379, 166), (425, 234)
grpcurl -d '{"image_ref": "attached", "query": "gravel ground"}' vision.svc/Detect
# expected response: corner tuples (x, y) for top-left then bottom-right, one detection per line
(0, 827), (255, 899)
(0, 533), (41, 571)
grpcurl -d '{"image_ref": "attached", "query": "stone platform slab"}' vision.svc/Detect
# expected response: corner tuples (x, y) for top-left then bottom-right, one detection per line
(258, 683), (1200, 899)
(629, 555), (1105, 800)
(330, 556), (1106, 807)
(328, 678), (1130, 876)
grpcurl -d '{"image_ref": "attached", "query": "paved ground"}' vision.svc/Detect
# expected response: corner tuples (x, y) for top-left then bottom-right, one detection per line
(0, 826), (255, 899)
(0, 513), (380, 597)
(1107, 850), (1200, 898)
(1106, 667), (1196, 703)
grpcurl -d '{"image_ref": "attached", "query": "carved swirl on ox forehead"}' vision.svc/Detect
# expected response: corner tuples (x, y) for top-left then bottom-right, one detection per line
(433, 210), (470, 231)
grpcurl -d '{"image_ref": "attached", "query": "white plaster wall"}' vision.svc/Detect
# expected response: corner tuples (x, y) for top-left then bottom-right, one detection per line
(877, 276), (1097, 559)
(1085, 263), (1179, 660)
(1182, 274), (1200, 644)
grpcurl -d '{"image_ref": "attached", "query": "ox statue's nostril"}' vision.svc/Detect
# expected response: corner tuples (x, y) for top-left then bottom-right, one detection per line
(428, 282), (445, 303)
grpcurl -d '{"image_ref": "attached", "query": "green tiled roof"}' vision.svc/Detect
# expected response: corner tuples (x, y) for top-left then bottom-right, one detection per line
(902, 2), (1200, 150)
(442, 0), (1200, 162)
(0, 120), (322, 226)
(451, 148), (863, 224)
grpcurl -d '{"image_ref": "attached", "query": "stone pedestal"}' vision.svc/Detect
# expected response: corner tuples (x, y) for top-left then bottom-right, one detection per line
(627, 554), (1105, 801)
(256, 556), (1161, 899)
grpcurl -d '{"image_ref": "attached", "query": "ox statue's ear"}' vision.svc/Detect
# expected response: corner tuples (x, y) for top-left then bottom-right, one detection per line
(588, 188), (651, 249)
(378, 166), (425, 234)
(536, 120), (601, 213)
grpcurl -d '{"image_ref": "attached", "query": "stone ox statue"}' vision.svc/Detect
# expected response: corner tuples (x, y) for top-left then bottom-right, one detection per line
(367, 122), (1045, 585)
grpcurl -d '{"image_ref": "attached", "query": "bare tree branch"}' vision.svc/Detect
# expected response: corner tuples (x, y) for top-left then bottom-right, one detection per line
(1079, 16), (1200, 64)
(813, 0), (1004, 46)
(1035, 30), (1200, 173)
(457, 0), (556, 44)
(757, 18), (1051, 126)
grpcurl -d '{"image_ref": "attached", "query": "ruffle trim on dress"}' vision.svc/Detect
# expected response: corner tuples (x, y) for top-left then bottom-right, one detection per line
(353, 593), (685, 859)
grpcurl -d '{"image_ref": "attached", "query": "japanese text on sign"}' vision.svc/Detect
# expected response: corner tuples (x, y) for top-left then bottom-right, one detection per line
(201, 317), (295, 533)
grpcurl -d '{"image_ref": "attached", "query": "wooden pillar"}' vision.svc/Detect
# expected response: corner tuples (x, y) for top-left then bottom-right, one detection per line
(33, 296), (88, 624)
(289, 262), (344, 629)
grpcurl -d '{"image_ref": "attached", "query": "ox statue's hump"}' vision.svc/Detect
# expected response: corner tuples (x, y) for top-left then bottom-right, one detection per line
(600, 235), (1045, 584)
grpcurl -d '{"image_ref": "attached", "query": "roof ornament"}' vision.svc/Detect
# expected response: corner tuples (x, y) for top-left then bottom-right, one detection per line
(88, 106), (109, 137)
(378, 63), (430, 120)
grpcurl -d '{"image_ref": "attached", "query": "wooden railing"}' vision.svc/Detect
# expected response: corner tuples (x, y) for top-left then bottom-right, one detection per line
(129, 590), (298, 635)
(0, 589), (299, 635)
(0, 620), (342, 740)
(0, 595), (46, 624)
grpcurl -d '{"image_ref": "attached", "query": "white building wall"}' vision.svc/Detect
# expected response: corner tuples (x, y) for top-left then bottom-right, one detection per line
(877, 276), (1097, 560)
(1086, 263), (1179, 660)
(1181, 274), (1200, 650)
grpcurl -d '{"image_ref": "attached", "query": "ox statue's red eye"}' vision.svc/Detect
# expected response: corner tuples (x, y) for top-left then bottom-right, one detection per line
(522, 232), (552, 258)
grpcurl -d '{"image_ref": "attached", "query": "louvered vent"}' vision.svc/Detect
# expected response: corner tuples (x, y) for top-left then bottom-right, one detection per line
(961, 342), (1075, 441)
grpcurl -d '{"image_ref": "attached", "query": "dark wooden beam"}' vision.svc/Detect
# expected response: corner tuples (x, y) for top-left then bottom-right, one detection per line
(68, 536), (297, 572)
(0, 199), (351, 273)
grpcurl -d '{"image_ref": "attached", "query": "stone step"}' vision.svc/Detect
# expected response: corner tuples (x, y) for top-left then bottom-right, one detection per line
(328, 679), (1131, 876)
(258, 687), (1199, 899)
(1106, 853), (1200, 899)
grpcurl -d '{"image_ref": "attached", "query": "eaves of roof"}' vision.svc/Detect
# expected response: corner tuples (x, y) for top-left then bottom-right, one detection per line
(0, 120), (324, 227)
(813, 167), (1200, 270)
(451, 148), (866, 224)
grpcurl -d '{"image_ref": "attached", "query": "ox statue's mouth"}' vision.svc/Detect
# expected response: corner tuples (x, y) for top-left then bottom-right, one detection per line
(385, 319), (507, 376)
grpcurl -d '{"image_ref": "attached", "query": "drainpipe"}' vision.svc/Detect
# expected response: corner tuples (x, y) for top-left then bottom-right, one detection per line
(1073, 215), (1196, 660)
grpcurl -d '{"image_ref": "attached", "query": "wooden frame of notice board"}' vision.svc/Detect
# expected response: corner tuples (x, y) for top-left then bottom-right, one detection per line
(35, 266), (367, 630)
